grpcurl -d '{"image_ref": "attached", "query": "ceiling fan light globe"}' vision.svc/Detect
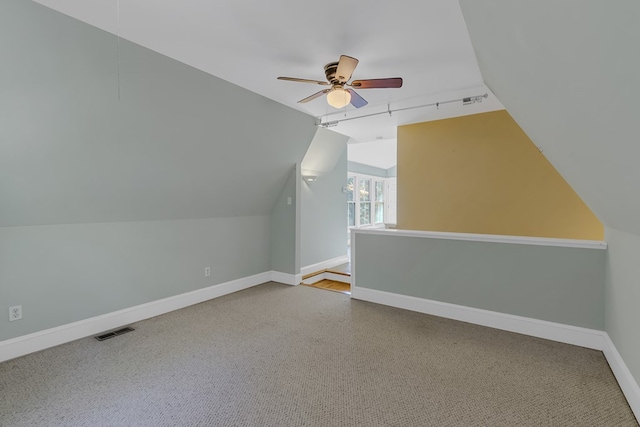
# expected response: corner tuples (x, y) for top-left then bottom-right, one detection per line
(327, 88), (351, 108)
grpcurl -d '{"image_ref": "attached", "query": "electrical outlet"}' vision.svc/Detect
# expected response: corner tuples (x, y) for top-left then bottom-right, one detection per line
(9, 305), (22, 322)
(205, 267), (211, 277)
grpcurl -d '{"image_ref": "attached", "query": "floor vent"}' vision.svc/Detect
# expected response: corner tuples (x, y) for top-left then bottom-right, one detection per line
(95, 327), (135, 341)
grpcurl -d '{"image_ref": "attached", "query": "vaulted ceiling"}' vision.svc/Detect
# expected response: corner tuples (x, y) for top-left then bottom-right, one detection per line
(460, 0), (640, 236)
(33, 0), (503, 142)
(1, 1), (318, 226)
(28, 0), (638, 231)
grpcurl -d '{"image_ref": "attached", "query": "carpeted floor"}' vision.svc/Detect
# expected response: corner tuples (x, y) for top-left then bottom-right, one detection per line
(0, 282), (637, 426)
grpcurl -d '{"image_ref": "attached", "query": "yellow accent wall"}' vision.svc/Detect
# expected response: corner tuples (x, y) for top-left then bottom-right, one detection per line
(397, 110), (603, 240)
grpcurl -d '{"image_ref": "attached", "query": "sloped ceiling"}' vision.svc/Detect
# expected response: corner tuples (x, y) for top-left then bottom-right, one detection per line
(460, 1), (640, 235)
(32, 0), (503, 143)
(301, 128), (349, 176)
(0, 1), (316, 226)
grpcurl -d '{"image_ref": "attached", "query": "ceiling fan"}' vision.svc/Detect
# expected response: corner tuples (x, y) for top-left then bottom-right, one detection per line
(277, 55), (403, 109)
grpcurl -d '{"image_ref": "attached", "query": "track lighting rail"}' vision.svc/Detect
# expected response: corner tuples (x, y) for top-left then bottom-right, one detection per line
(319, 93), (488, 128)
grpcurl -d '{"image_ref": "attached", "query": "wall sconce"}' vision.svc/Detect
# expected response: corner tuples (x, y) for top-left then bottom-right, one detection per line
(302, 175), (318, 184)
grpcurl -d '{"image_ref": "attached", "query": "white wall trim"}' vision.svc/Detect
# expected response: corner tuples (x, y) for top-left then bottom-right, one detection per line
(300, 255), (349, 277)
(351, 287), (605, 350)
(350, 229), (357, 289)
(302, 273), (326, 285)
(302, 271), (350, 285)
(603, 334), (640, 421)
(324, 272), (350, 283)
(353, 228), (607, 250)
(0, 272), (272, 363)
(270, 271), (301, 286)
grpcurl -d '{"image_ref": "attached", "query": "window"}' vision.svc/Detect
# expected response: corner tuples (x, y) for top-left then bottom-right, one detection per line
(347, 177), (355, 227)
(348, 174), (388, 228)
(359, 178), (371, 225)
(374, 181), (384, 224)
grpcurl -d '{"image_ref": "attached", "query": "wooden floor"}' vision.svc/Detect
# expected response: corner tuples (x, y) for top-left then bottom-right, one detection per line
(303, 279), (350, 295)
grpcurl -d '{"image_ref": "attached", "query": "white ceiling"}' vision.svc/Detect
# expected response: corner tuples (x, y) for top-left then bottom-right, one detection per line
(348, 139), (397, 170)
(34, 0), (503, 144)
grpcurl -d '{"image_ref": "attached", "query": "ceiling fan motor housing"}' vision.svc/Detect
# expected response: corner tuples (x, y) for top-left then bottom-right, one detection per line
(324, 62), (340, 84)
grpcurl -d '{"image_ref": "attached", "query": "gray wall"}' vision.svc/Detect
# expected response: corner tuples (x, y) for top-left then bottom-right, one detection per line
(347, 162), (396, 178)
(460, 0), (640, 388)
(300, 149), (348, 268)
(1, 1), (316, 227)
(354, 233), (605, 329)
(270, 167), (297, 274)
(347, 161), (387, 178)
(605, 227), (640, 381)
(0, 0), (315, 340)
(0, 217), (269, 341)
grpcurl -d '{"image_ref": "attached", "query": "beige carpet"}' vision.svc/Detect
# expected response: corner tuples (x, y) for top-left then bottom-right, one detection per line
(0, 282), (637, 426)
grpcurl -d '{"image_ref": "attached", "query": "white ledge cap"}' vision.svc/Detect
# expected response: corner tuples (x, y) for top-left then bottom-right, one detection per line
(352, 228), (607, 250)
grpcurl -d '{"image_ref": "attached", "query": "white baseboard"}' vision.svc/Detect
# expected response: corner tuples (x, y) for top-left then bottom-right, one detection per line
(324, 272), (350, 283)
(0, 272), (271, 363)
(301, 271), (351, 285)
(300, 255), (349, 277)
(270, 271), (301, 286)
(351, 287), (605, 350)
(300, 256), (350, 286)
(603, 334), (640, 421)
(302, 273), (326, 285)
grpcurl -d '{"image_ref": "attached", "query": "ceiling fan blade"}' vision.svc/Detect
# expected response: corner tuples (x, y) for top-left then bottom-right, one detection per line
(298, 89), (331, 104)
(350, 78), (403, 89)
(335, 55), (359, 83)
(278, 77), (330, 85)
(347, 89), (368, 108)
